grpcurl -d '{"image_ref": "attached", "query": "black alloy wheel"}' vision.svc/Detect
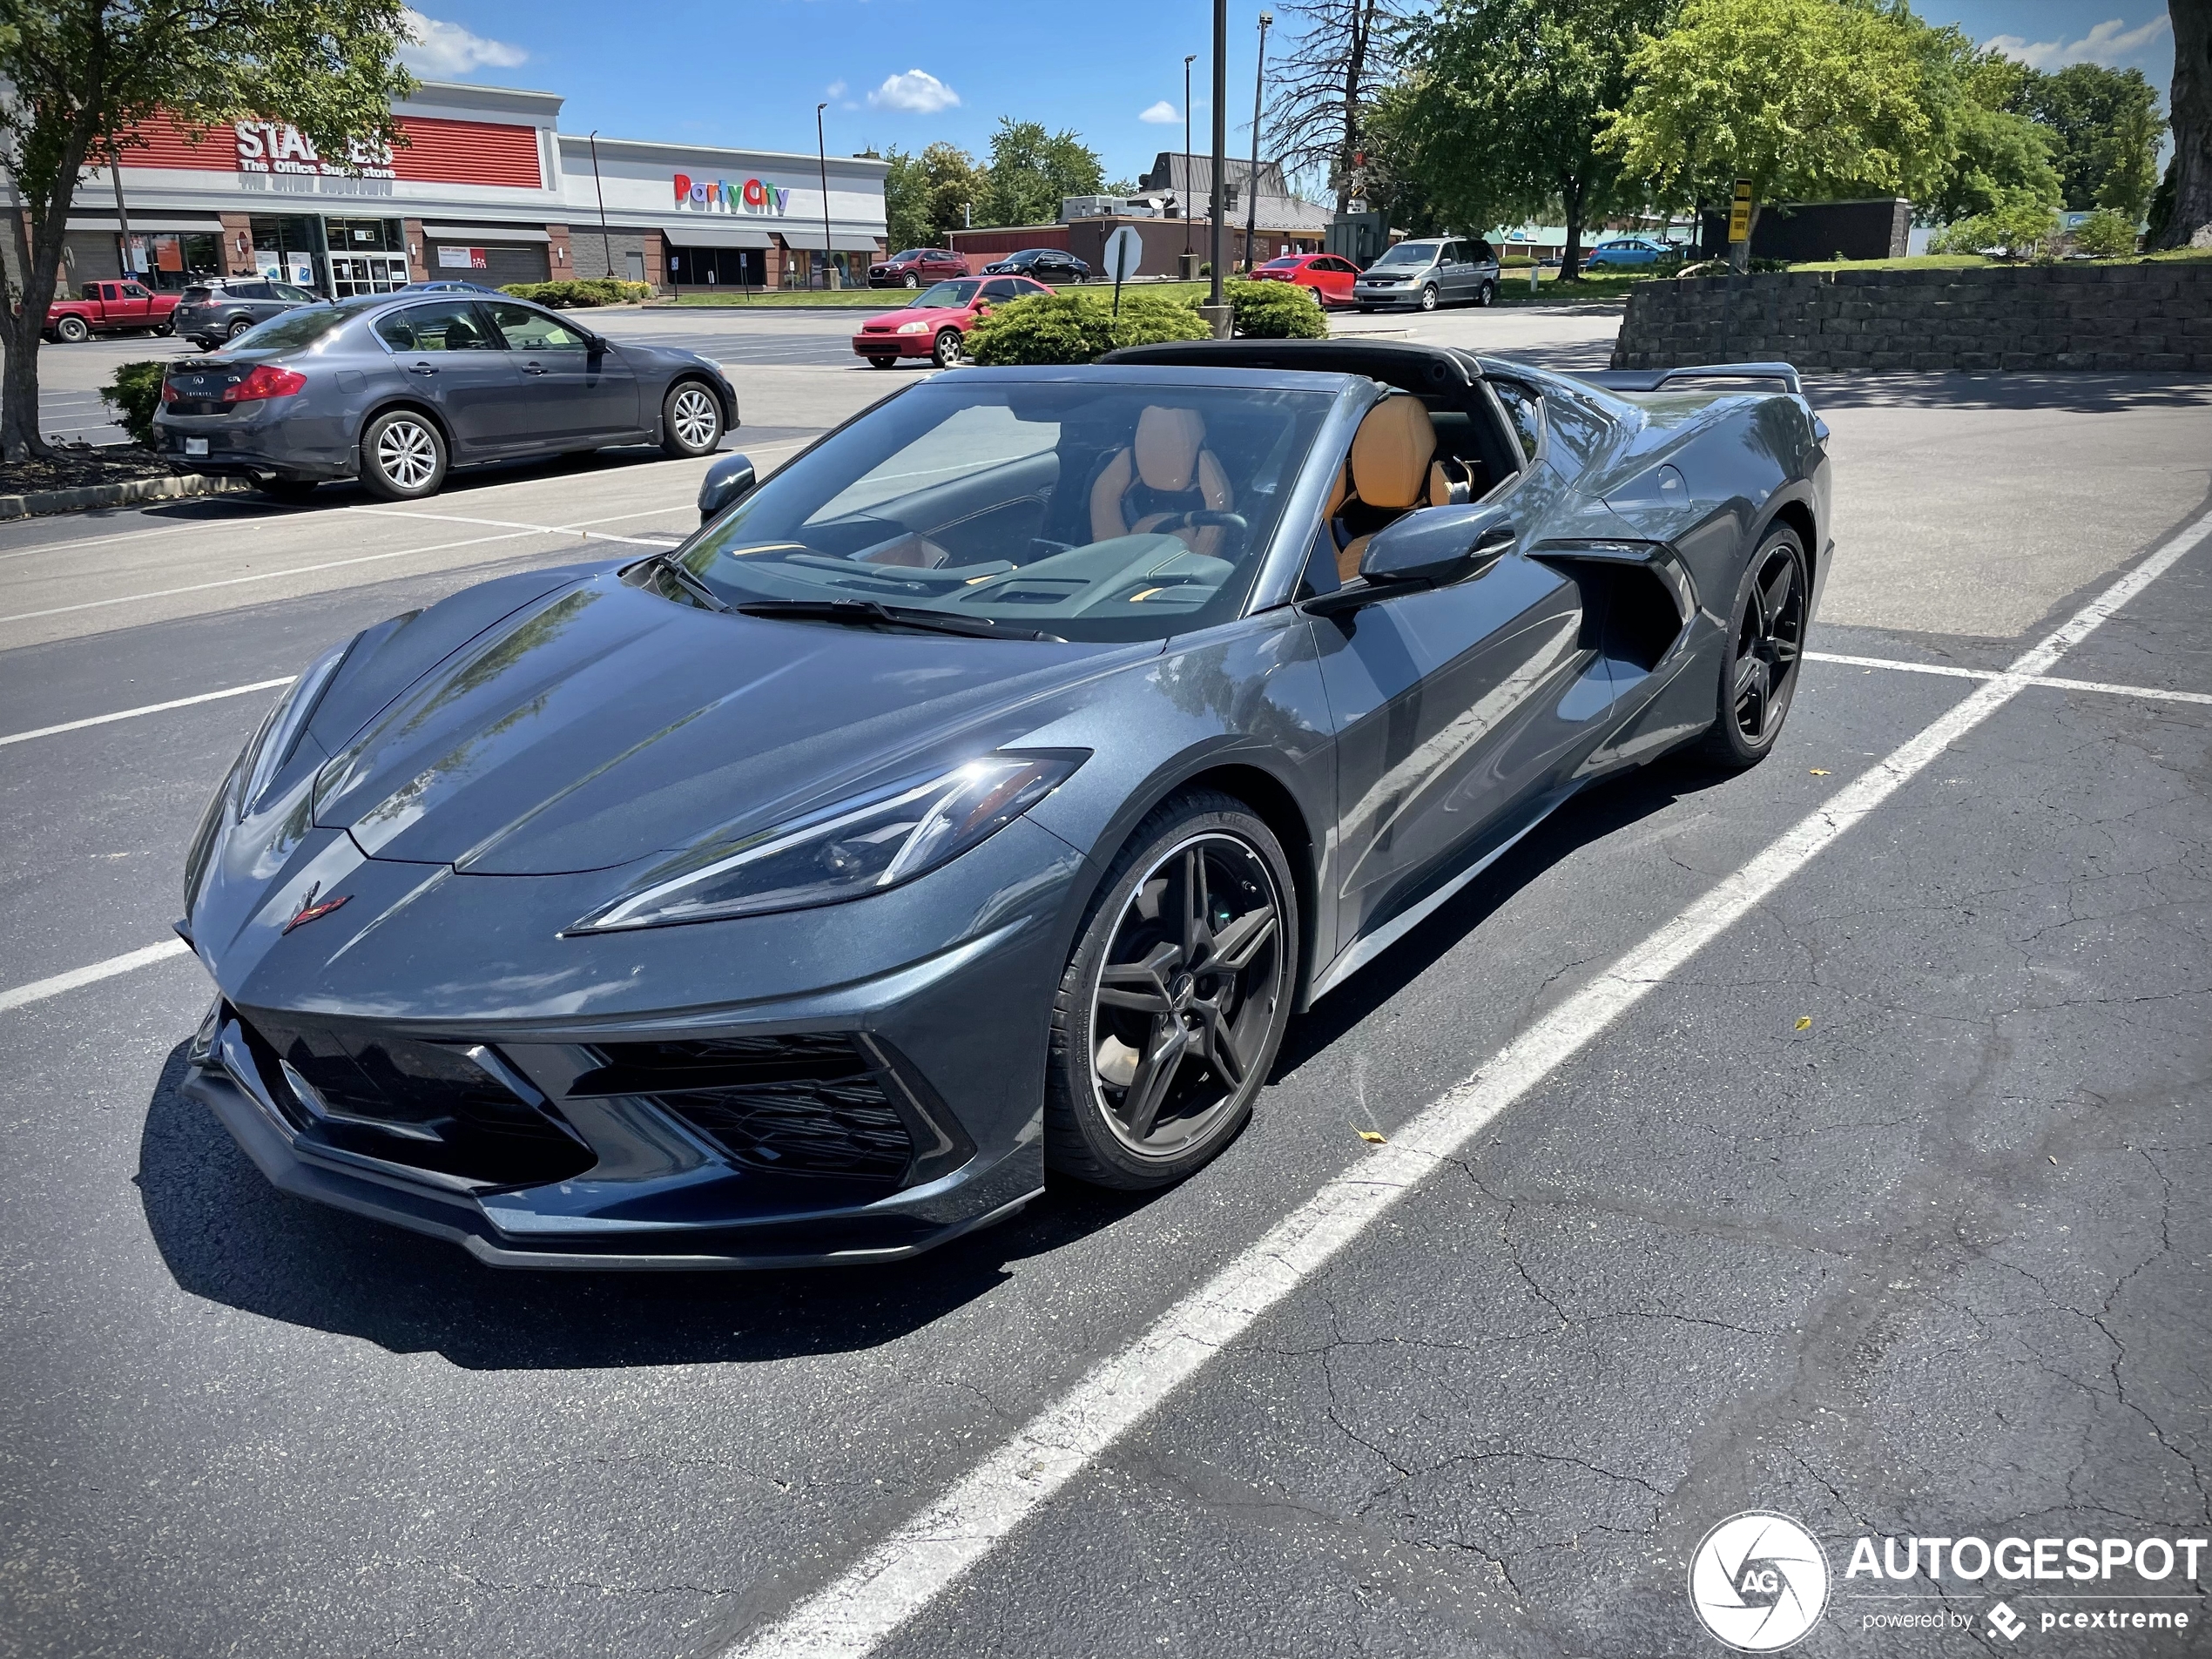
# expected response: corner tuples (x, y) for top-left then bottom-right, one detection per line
(1701, 523), (1809, 768)
(1046, 792), (1298, 1189)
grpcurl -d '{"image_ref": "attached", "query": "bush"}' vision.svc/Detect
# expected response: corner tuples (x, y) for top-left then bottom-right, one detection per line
(99, 361), (166, 447)
(967, 290), (1211, 364)
(498, 278), (654, 307)
(1929, 198), (2061, 260)
(2071, 208), (2140, 260)
(1225, 279), (1327, 339)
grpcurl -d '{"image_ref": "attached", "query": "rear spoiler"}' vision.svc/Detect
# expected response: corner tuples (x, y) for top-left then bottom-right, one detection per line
(1575, 361), (1803, 397)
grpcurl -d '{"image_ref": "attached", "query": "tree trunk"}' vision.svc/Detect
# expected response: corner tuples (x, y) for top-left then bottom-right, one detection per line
(0, 117), (102, 463)
(1560, 176), (1586, 284)
(2154, 0), (2212, 248)
(1332, 0), (1380, 219)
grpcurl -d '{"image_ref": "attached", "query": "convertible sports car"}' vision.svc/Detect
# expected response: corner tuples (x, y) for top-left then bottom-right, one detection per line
(179, 341), (1829, 1268)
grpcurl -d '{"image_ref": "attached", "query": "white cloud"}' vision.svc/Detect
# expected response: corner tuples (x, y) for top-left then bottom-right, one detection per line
(1986, 14), (2170, 71)
(400, 9), (527, 76)
(826, 80), (847, 98)
(868, 69), (961, 113)
(1138, 100), (1179, 125)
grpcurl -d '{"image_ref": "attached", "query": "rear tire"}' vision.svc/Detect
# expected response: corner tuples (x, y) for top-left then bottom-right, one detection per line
(1699, 524), (1810, 770)
(1044, 790), (1298, 1190)
(359, 409), (448, 500)
(226, 318), (253, 341)
(659, 381), (722, 457)
(1476, 280), (1497, 307)
(152, 322), (174, 337)
(56, 316), (90, 343)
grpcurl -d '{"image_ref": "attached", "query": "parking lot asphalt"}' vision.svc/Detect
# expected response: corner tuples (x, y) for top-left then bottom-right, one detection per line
(3, 306), (2207, 1659)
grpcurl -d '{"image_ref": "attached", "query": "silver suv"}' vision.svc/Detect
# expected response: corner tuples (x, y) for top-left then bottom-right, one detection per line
(1352, 238), (1501, 313)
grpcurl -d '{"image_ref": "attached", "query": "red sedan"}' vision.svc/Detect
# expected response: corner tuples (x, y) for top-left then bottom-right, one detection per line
(851, 274), (1053, 368)
(1246, 253), (1361, 308)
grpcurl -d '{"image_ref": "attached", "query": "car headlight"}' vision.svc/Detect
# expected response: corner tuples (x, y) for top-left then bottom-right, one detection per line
(894, 320), (931, 334)
(571, 752), (1083, 933)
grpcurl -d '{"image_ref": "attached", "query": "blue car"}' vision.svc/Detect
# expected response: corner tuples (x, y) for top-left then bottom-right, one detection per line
(179, 341), (1831, 1268)
(1584, 238), (1682, 270)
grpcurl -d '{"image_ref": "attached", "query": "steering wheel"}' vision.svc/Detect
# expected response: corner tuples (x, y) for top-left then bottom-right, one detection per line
(1152, 509), (1249, 560)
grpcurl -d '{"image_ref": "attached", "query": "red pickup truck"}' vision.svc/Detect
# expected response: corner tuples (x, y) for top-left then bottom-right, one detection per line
(45, 280), (180, 343)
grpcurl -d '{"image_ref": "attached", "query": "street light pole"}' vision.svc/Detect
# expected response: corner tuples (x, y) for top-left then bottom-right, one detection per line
(1183, 53), (1196, 263)
(587, 130), (613, 280)
(816, 102), (833, 291)
(1207, 0), (1228, 331)
(1244, 10), (1271, 273)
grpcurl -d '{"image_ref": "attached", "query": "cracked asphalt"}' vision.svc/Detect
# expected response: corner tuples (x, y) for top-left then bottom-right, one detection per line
(1, 312), (2207, 1659)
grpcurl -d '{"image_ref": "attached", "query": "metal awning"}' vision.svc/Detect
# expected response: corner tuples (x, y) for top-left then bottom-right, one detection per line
(66, 216), (225, 233)
(778, 229), (883, 252)
(421, 224), (551, 244)
(658, 223), (774, 250)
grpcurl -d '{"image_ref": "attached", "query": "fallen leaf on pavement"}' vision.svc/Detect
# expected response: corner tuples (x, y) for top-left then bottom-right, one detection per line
(1796, 1016), (1813, 1030)
(1357, 1129), (1386, 1144)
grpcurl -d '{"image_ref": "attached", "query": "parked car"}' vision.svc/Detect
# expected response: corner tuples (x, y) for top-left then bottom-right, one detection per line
(174, 279), (325, 347)
(868, 248), (970, 288)
(1351, 238), (1502, 312)
(1246, 252), (1361, 307)
(981, 247), (1093, 283)
(1583, 238), (1683, 270)
(395, 280), (507, 295)
(850, 275), (1053, 369)
(44, 280), (179, 342)
(175, 338), (1828, 1268)
(152, 292), (737, 502)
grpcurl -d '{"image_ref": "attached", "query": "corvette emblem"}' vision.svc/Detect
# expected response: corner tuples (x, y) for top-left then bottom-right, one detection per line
(281, 882), (351, 934)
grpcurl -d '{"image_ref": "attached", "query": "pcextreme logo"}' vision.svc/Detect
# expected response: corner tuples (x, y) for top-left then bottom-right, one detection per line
(1689, 1512), (1831, 1651)
(673, 173), (789, 214)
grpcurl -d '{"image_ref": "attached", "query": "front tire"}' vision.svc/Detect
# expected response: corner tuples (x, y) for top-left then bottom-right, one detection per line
(660, 381), (722, 457)
(1418, 284), (1439, 312)
(358, 409), (448, 500)
(1045, 791), (1298, 1190)
(931, 328), (962, 368)
(903, 273), (920, 288)
(56, 316), (90, 343)
(1699, 524), (1810, 769)
(152, 322), (174, 337)
(867, 355), (897, 369)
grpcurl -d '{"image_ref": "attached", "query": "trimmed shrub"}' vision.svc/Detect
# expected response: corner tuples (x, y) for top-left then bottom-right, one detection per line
(2071, 208), (2140, 260)
(1226, 278), (1327, 339)
(967, 290), (1210, 365)
(99, 361), (166, 447)
(499, 278), (655, 307)
(1930, 198), (2061, 260)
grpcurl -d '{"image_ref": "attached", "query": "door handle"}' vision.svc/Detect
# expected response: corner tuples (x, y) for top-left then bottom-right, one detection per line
(521, 361), (548, 375)
(408, 361), (437, 376)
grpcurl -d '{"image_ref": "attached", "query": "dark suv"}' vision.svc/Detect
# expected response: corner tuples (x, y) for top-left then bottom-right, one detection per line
(981, 247), (1092, 282)
(174, 279), (325, 347)
(867, 248), (968, 288)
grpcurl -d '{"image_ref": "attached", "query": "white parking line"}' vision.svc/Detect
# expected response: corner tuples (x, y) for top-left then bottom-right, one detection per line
(349, 507), (668, 547)
(0, 677), (294, 746)
(0, 939), (191, 1014)
(1808, 650), (2212, 706)
(722, 505), (2212, 1659)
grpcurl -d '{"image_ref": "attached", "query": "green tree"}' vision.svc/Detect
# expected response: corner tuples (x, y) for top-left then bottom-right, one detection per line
(1912, 42), (2060, 225)
(1388, 0), (1675, 280)
(1602, 0), (1941, 269)
(0, 0), (415, 460)
(974, 118), (1104, 228)
(2020, 63), (2164, 215)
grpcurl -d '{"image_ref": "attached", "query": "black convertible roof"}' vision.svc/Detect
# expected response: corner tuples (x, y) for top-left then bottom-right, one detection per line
(1102, 338), (1486, 401)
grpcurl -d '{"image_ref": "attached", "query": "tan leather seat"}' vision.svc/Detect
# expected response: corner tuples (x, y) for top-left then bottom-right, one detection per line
(1090, 406), (1235, 556)
(1335, 395), (1438, 580)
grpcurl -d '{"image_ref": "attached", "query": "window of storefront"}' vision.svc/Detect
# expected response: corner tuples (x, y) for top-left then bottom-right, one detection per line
(249, 215), (327, 291)
(667, 245), (764, 289)
(128, 232), (221, 290)
(326, 217), (408, 297)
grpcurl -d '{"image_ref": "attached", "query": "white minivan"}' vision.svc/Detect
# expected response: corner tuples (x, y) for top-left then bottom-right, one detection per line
(1352, 237), (1502, 312)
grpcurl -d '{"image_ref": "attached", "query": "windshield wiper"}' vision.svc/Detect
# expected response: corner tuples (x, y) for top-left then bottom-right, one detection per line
(732, 598), (1062, 642)
(636, 550), (729, 612)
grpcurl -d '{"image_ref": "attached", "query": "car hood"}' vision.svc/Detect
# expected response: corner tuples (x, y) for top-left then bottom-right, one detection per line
(309, 572), (1143, 875)
(857, 307), (971, 329)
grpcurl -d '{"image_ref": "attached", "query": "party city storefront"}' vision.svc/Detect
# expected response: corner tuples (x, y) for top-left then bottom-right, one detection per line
(9, 80), (887, 299)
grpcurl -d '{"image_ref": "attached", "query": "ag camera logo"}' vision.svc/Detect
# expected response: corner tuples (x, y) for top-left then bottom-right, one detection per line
(1689, 1511), (1831, 1651)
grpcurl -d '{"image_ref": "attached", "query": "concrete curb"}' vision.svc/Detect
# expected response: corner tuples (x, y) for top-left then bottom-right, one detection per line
(0, 471), (250, 522)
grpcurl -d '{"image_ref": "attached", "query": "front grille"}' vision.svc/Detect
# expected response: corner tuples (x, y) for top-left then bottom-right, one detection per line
(234, 1008), (596, 1187)
(573, 1035), (915, 1183)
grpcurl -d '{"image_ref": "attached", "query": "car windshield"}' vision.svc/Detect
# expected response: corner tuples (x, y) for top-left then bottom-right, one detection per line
(890, 250), (928, 262)
(912, 280), (981, 307)
(1370, 242), (1439, 268)
(671, 379), (1334, 643)
(228, 304), (358, 352)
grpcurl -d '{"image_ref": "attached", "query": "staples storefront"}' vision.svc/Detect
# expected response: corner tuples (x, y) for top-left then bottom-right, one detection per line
(18, 79), (885, 299)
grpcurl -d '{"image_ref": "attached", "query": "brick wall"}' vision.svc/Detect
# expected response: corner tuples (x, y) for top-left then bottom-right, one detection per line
(1612, 263), (2212, 373)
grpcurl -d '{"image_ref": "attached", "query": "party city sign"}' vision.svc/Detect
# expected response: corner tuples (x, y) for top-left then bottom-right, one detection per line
(673, 173), (791, 215)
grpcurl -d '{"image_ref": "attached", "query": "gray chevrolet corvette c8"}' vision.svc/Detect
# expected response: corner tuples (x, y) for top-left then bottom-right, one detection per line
(179, 339), (1831, 1268)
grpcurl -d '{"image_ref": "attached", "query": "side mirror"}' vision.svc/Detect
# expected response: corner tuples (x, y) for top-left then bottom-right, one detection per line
(1359, 502), (1516, 588)
(698, 452), (757, 523)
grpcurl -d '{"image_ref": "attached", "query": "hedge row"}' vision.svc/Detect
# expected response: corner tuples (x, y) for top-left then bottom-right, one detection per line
(965, 279), (1326, 364)
(498, 279), (655, 308)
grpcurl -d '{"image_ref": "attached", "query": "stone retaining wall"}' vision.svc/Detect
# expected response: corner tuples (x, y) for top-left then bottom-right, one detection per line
(1611, 262), (2212, 373)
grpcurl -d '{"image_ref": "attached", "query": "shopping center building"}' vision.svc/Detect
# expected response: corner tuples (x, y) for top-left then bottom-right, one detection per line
(5, 79), (887, 299)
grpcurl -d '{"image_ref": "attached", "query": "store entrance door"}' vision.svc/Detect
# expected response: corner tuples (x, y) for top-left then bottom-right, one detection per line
(329, 253), (409, 299)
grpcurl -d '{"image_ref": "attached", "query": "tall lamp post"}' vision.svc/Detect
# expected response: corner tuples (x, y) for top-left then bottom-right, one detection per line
(1183, 53), (1197, 264)
(587, 130), (614, 280)
(1205, 0), (1229, 334)
(816, 101), (833, 291)
(1244, 10), (1271, 273)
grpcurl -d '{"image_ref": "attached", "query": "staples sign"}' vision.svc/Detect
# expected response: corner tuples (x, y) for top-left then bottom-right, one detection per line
(236, 121), (395, 180)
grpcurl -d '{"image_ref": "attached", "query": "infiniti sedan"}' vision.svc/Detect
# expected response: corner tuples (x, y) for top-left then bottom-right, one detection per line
(153, 293), (737, 502)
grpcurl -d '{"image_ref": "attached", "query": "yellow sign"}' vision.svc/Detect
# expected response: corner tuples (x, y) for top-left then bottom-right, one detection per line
(1728, 179), (1753, 243)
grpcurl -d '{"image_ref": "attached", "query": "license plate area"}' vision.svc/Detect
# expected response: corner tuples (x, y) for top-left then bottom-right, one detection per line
(185, 437), (209, 456)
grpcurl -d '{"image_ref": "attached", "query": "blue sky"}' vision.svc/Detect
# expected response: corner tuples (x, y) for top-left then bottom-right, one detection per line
(399, 0), (2179, 185)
